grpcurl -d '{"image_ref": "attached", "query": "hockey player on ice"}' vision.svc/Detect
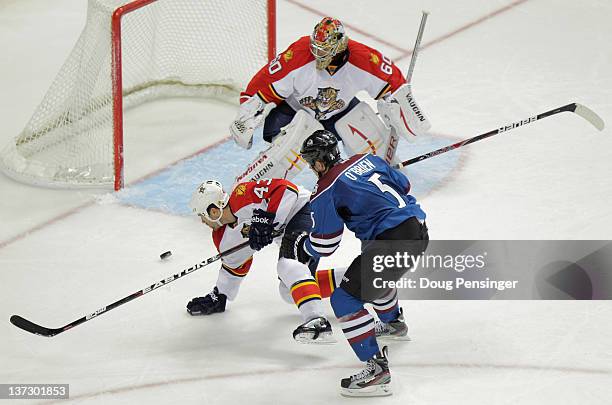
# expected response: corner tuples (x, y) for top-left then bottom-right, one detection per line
(230, 17), (431, 184)
(287, 131), (429, 396)
(186, 179), (335, 344)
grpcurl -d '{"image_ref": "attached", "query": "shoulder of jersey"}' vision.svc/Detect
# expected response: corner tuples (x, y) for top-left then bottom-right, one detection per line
(228, 182), (258, 212)
(277, 36), (315, 73)
(347, 39), (389, 79)
(368, 153), (387, 166)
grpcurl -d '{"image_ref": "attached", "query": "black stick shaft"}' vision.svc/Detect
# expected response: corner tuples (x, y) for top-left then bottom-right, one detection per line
(10, 237), (258, 337)
(395, 103), (577, 168)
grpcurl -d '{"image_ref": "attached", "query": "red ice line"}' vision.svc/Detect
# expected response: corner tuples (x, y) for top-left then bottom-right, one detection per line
(42, 360), (611, 404)
(0, 0), (529, 250)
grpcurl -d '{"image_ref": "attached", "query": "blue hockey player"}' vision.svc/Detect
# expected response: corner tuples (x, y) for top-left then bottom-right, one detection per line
(282, 130), (429, 397)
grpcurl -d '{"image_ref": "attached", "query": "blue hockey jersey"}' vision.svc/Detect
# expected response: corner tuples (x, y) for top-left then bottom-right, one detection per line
(304, 154), (426, 258)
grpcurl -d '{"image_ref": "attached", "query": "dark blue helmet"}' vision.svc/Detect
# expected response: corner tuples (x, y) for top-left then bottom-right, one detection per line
(300, 130), (341, 168)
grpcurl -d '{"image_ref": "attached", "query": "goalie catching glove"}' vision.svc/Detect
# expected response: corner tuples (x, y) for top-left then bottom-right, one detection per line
(230, 96), (273, 149)
(377, 83), (431, 141)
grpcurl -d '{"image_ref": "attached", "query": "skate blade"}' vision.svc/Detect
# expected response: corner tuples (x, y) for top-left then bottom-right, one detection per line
(376, 334), (412, 342)
(294, 331), (337, 345)
(340, 384), (392, 397)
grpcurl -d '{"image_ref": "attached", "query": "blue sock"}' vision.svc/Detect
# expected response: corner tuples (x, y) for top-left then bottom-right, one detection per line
(331, 287), (379, 362)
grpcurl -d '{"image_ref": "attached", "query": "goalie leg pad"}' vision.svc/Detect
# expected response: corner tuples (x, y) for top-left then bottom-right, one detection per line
(334, 101), (399, 164)
(234, 110), (323, 184)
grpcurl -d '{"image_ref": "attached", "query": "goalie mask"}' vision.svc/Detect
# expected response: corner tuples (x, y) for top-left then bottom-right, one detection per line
(310, 17), (348, 70)
(189, 180), (229, 227)
(300, 130), (341, 170)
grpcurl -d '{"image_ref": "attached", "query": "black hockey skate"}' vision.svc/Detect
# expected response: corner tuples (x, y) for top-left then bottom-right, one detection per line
(186, 287), (227, 316)
(374, 308), (410, 341)
(292, 317), (336, 344)
(340, 346), (392, 397)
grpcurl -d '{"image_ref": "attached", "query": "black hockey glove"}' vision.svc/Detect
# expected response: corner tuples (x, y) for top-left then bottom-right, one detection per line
(248, 209), (277, 251)
(186, 287), (227, 316)
(280, 231), (311, 264)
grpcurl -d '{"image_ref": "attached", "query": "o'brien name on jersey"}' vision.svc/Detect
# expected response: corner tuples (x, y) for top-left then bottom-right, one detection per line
(344, 158), (376, 180)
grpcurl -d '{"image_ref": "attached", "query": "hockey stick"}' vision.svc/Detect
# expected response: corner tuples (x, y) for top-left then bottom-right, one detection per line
(406, 10), (429, 82)
(10, 233), (280, 337)
(385, 11), (429, 164)
(394, 102), (604, 168)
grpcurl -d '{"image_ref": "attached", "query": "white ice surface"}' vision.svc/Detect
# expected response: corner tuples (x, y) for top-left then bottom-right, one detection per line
(1, 0), (612, 404)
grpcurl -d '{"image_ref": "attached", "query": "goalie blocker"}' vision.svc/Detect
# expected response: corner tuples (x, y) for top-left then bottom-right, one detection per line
(234, 85), (430, 184)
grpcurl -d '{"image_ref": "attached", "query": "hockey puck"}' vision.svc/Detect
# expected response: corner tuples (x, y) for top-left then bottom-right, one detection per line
(160, 251), (172, 260)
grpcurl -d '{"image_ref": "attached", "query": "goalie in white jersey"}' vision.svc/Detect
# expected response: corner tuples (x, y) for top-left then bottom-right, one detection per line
(186, 179), (334, 344)
(230, 16), (432, 183)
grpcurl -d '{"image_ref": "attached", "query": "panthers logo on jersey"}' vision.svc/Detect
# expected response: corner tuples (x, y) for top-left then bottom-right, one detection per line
(300, 87), (345, 120)
(240, 223), (251, 239)
(234, 184), (247, 196)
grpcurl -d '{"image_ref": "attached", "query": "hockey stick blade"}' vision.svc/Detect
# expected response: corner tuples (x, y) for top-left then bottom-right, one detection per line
(10, 315), (62, 337)
(395, 102), (605, 168)
(574, 103), (604, 131)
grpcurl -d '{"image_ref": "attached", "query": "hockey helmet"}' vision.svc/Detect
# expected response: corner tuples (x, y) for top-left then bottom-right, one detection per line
(310, 17), (348, 70)
(189, 180), (229, 226)
(300, 130), (341, 169)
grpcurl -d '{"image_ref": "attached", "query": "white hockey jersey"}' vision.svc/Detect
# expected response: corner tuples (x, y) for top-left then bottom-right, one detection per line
(212, 179), (310, 299)
(241, 36), (406, 121)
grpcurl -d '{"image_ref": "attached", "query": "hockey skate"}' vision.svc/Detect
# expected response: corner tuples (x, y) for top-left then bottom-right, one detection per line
(340, 346), (392, 397)
(374, 308), (411, 341)
(292, 317), (336, 344)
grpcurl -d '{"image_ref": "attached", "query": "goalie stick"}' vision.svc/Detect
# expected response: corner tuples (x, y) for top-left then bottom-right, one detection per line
(383, 11), (429, 163)
(394, 102), (605, 168)
(10, 231), (281, 337)
(406, 10), (429, 83)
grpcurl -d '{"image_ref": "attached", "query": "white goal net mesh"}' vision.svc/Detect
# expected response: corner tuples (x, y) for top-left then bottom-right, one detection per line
(1, 0), (271, 188)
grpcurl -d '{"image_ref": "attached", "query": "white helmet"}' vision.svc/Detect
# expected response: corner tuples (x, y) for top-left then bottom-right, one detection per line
(189, 180), (229, 226)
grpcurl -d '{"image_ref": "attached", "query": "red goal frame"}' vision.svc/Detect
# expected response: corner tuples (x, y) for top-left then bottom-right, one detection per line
(110, 0), (276, 190)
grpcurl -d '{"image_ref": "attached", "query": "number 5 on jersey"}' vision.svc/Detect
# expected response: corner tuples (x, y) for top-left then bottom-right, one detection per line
(368, 173), (406, 208)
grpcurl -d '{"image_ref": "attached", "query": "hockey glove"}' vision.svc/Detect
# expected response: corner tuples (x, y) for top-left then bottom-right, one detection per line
(229, 96), (272, 149)
(377, 83), (431, 140)
(248, 209), (278, 251)
(280, 231), (311, 264)
(186, 287), (227, 316)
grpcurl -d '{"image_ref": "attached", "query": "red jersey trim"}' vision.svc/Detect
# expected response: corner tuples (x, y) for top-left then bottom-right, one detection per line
(243, 36), (314, 104)
(228, 179), (299, 214)
(222, 257), (253, 277)
(212, 226), (226, 252)
(347, 39), (406, 93)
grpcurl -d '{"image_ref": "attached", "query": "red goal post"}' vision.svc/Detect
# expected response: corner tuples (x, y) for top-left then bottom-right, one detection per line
(111, 0), (276, 190)
(0, 0), (276, 191)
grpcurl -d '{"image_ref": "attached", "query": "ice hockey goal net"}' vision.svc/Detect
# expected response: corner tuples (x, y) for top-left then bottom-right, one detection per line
(1, 0), (276, 190)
